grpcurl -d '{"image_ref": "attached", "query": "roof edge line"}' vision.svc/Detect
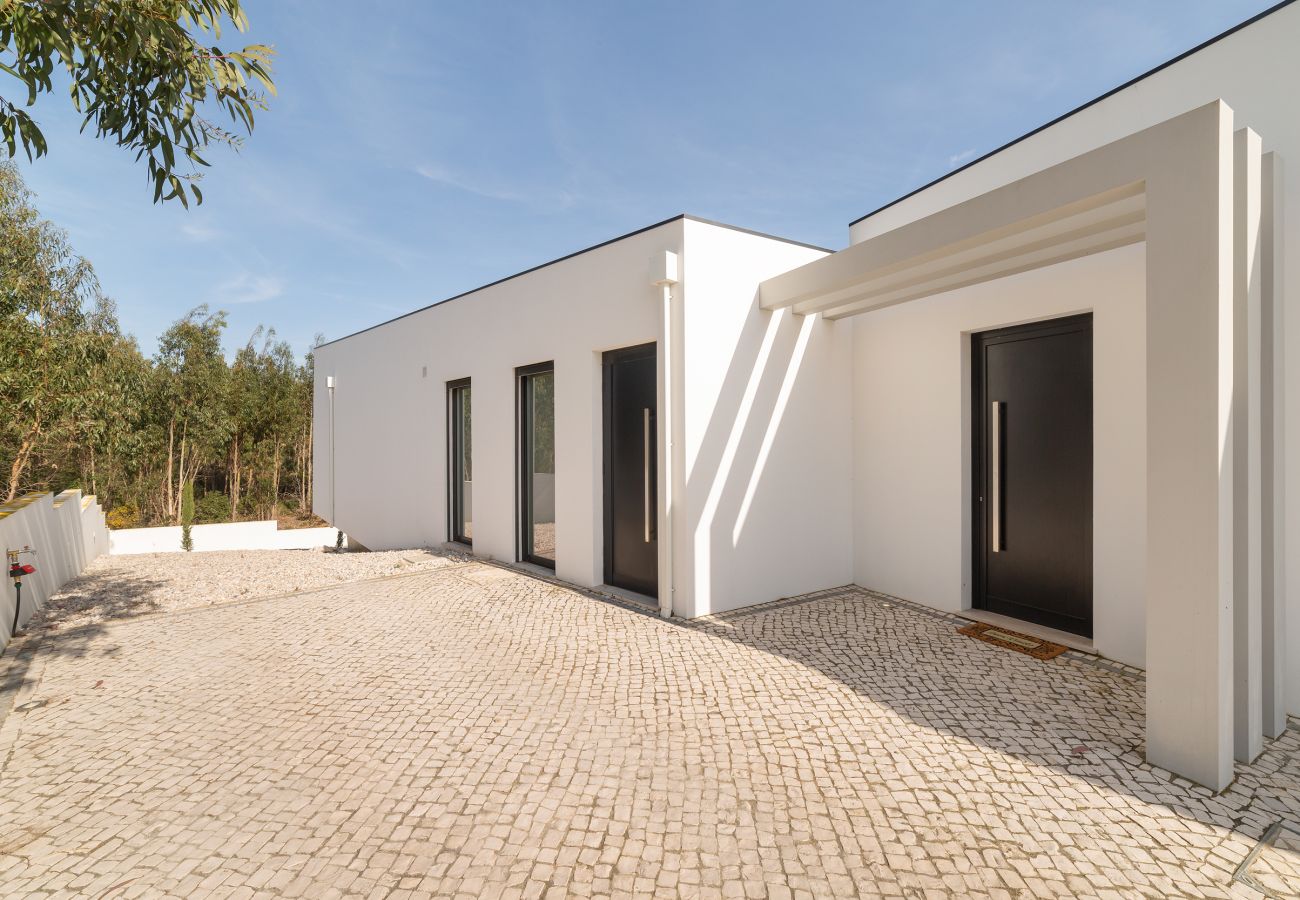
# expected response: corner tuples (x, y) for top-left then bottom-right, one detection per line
(316, 215), (831, 351)
(314, 215), (686, 350)
(681, 215), (835, 254)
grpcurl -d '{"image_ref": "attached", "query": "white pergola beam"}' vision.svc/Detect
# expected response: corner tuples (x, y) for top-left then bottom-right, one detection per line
(760, 182), (1145, 312)
(791, 195), (1147, 317)
(819, 218), (1145, 320)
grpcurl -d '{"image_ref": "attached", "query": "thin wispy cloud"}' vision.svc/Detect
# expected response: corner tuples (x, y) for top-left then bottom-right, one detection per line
(948, 148), (977, 167)
(212, 272), (285, 306)
(235, 162), (431, 272)
(415, 163), (576, 209)
(415, 164), (525, 202)
(180, 222), (222, 242)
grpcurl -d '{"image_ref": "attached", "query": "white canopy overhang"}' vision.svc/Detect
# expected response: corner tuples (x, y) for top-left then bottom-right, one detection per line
(761, 183), (1146, 319)
(757, 100), (1286, 794)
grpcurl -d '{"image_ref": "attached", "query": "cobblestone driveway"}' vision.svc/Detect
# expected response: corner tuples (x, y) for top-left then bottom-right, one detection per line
(0, 560), (1297, 898)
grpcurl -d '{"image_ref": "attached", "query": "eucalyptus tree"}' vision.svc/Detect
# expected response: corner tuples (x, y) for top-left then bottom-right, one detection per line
(0, 0), (274, 205)
(154, 305), (230, 521)
(294, 336), (322, 513)
(226, 326), (306, 520)
(225, 330), (259, 519)
(260, 330), (298, 514)
(1, 163), (319, 524)
(82, 329), (152, 519)
(0, 161), (105, 501)
(62, 297), (139, 497)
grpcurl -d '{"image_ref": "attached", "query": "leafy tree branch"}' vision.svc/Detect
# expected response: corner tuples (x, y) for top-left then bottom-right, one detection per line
(0, 0), (275, 205)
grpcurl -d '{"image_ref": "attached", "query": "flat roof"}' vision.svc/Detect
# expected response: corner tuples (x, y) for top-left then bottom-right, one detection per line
(848, 0), (1296, 228)
(316, 214), (831, 349)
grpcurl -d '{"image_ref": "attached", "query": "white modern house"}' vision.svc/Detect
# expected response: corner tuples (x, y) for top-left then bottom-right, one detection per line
(316, 1), (1300, 790)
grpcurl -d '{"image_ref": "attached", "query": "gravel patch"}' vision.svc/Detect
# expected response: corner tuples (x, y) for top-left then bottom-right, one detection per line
(36, 546), (472, 632)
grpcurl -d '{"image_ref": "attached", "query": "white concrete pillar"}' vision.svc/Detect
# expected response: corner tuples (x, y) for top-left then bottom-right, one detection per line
(473, 363), (518, 565)
(1234, 128), (1264, 764)
(553, 351), (595, 589)
(653, 250), (680, 618)
(1261, 151), (1288, 738)
(1144, 101), (1236, 791)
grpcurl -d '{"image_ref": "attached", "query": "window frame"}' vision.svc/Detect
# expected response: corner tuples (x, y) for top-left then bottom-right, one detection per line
(516, 361), (556, 569)
(447, 377), (472, 546)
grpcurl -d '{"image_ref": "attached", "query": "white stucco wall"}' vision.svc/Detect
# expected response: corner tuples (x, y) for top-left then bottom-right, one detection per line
(314, 218), (840, 614)
(314, 221), (677, 588)
(677, 220), (847, 617)
(849, 3), (1299, 706)
(851, 244), (1147, 666)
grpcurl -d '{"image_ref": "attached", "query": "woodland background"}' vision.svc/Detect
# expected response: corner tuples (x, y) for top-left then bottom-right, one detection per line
(0, 161), (318, 529)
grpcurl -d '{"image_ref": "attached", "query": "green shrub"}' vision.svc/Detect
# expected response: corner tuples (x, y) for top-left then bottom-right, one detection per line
(105, 504), (140, 530)
(194, 491), (231, 523)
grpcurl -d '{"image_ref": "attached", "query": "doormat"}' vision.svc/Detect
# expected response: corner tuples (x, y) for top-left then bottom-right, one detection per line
(957, 622), (1068, 660)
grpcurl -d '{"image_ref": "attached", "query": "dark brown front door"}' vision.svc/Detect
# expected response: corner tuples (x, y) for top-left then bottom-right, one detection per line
(603, 343), (657, 597)
(973, 314), (1093, 637)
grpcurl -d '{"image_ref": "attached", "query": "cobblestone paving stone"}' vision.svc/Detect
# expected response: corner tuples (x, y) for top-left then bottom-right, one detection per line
(0, 564), (1296, 898)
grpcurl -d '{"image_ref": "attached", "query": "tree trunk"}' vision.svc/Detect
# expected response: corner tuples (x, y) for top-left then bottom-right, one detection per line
(164, 418), (175, 520)
(176, 421), (187, 525)
(271, 437), (281, 516)
(306, 417), (313, 510)
(229, 435), (240, 522)
(297, 425), (307, 509)
(5, 430), (38, 503)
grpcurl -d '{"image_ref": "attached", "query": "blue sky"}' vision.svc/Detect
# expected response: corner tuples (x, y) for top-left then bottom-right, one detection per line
(11, 0), (1274, 357)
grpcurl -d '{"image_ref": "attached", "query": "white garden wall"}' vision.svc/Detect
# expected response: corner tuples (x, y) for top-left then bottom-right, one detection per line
(0, 490), (108, 651)
(109, 521), (343, 555)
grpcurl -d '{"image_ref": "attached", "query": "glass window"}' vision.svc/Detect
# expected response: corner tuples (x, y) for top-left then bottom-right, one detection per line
(518, 363), (555, 567)
(448, 379), (472, 544)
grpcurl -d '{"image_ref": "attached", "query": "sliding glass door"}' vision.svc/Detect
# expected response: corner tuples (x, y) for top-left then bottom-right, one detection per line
(448, 378), (472, 545)
(517, 362), (556, 568)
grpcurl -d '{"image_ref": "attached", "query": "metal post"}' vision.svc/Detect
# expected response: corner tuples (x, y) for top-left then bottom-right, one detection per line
(11, 579), (20, 636)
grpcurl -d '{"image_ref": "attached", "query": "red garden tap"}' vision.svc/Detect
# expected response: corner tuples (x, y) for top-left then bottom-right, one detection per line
(7, 546), (36, 636)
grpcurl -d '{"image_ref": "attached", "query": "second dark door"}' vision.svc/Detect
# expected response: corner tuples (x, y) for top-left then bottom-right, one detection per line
(603, 343), (657, 597)
(973, 314), (1093, 637)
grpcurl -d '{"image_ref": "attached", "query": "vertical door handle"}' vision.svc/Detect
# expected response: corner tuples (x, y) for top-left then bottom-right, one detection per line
(643, 408), (652, 543)
(991, 400), (1003, 553)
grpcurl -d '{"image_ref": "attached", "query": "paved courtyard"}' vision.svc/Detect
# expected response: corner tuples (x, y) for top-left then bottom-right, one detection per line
(0, 558), (1297, 899)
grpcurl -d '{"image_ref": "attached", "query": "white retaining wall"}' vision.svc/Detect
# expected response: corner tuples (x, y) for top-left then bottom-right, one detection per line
(1, 490), (109, 652)
(108, 521), (343, 555)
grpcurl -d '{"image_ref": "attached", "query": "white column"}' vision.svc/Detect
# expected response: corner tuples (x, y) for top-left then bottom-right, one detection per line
(1234, 128), (1263, 764)
(1261, 151), (1288, 737)
(1144, 101), (1236, 791)
(654, 250), (680, 618)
